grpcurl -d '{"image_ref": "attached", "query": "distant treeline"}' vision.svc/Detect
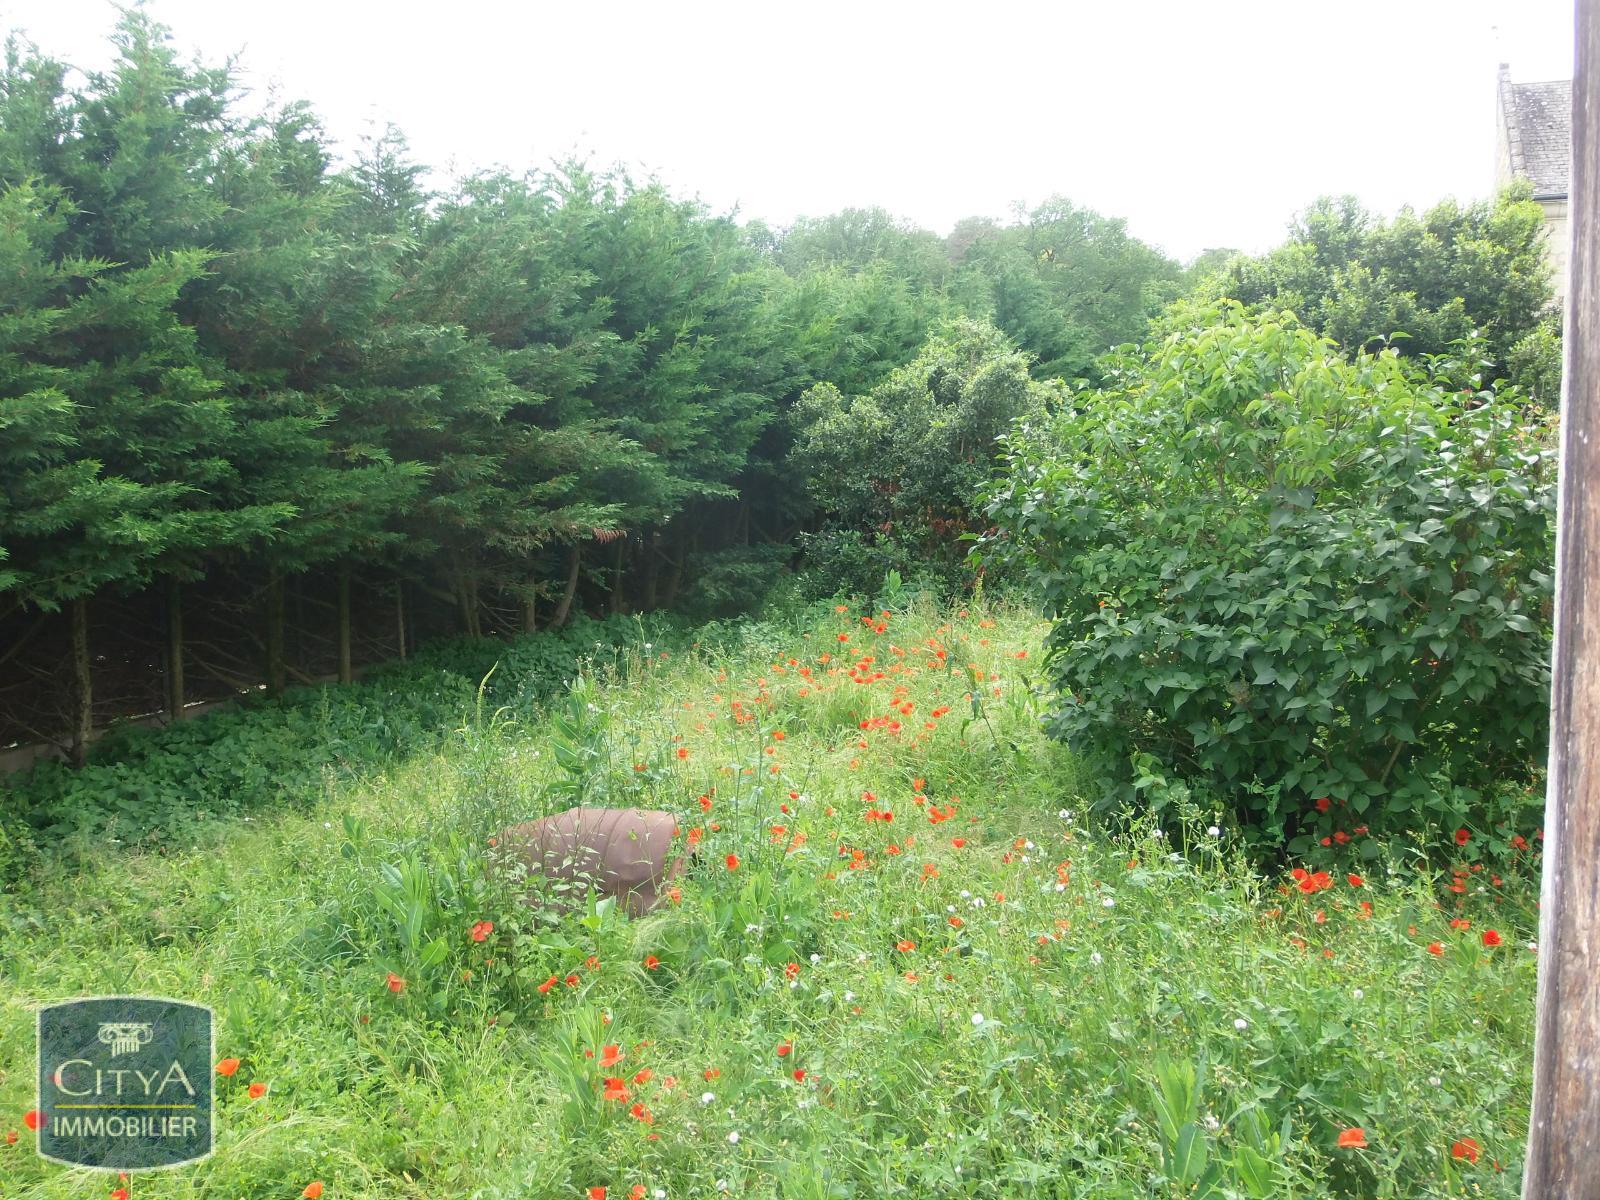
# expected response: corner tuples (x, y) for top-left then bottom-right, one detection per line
(0, 11), (1560, 764)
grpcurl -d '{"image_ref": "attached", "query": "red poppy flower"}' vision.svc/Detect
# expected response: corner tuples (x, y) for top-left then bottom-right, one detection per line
(793, 1068), (807, 1082)
(1482, 929), (1503, 948)
(248, 1082), (267, 1099)
(110, 1190), (128, 1200)
(5, 1129), (17, 1145)
(631, 1187), (647, 1200)
(302, 1184), (324, 1200)
(633, 1068), (653, 1085)
(600, 1044), (623, 1068)
(677, 747), (689, 759)
(1455, 828), (1471, 846)
(538, 975), (557, 994)
(216, 1058), (241, 1077)
(1337, 1127), (1367, 1149)
(784, 962), (800, 979)
(776, 1041), (792, 1057)
(725, 854), (741, 871)
(1452, 1137), (1481, 1163)
(564, 974), (580, 987)
(703, 1067), (721, 1080)
(589, 1189), (607, 1200)
(385, 972), (406, 994)
(470, 920), (494, 942)
(644, 955), (661, 970)
(1346, 874), (1364, 887)
(23, 1111), (43, 1131)
(1315, 798), (1331, 813)
(602, 1077), (630, 1102)
(896, 939), (916, 952)
(1428, 942), (1445, 955)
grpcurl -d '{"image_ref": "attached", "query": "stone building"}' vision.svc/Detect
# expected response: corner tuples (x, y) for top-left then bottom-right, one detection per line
(1496, 63), (1571, 302)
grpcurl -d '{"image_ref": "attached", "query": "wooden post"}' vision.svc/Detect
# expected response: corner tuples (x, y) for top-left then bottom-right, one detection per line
(68, 595), (92, 768)
(165, 576), (185, 721)
(265, 567), (285, 697)
(337, 563), (353, 685)
(1523, 3), (1600, 1192)
(395, 577), (407, 661)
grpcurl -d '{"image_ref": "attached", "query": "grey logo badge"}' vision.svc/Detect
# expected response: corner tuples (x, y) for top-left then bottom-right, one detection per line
(36, 997), (214, 1170)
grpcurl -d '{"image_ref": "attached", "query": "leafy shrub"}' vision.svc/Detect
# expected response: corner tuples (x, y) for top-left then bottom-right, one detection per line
(982, 304), (1555, 851)
(791, 318), (1059, 594)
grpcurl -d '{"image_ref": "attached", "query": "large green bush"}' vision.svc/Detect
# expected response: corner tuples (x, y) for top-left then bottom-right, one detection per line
(791, 317), (1059, 593)
(983, 305), (1555, 851)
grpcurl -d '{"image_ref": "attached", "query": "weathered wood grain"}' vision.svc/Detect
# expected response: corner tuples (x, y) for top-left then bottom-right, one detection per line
(1524, 3), (1600, 1194)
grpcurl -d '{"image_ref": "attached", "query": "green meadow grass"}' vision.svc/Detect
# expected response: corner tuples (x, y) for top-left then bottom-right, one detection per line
(0, 601), (1537, 1199)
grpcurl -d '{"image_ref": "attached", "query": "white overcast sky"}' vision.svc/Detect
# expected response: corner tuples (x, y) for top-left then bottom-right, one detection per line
(0, 0), (1577, 261)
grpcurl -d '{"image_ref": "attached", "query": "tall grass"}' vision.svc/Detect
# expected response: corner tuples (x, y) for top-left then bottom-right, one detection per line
(0, 600), (1536, 1198)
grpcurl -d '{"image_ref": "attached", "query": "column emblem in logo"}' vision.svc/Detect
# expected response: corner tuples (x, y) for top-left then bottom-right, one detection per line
(36, 996), (214, 1170)
(97, 1023), (156, 1057)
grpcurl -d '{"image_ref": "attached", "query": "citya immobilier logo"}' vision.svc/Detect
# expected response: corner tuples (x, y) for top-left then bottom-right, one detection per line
(35, 996), (214, 1170)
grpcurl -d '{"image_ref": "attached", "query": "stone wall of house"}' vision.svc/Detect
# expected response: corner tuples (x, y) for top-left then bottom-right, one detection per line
(1540, 198), (1570, 305)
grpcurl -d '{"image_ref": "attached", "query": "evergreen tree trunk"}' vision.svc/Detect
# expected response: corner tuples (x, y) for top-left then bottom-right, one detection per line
(552, 546), (580, 628)
(455, 568), (472, 636)
(265, 568), (286, 697)
(523, 579), (538, 633)
(337, 563), (353, 685)
(453, 557), (482, 638)
(644, 534), (660, 611)
(165, 575), (185, 721)
(662, 543), (685, 609)
(395, 578), (407, 661)
(609, 539), (626, 615)
(69, 595), (92, 768)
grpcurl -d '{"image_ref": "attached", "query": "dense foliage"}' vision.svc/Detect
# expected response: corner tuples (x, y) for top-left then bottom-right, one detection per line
(1197, 188), (1561, 403)
(0, 14), (1186, 760)
(983, 305), (1556, 851)
(790, 318), (1061, 595)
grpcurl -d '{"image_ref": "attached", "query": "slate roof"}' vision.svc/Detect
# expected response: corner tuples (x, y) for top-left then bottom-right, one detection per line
(1500, 66), (1571, 200)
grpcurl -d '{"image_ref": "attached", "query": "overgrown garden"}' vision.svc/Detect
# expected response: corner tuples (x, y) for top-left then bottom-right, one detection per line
(0, 11), (1567, 1198)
